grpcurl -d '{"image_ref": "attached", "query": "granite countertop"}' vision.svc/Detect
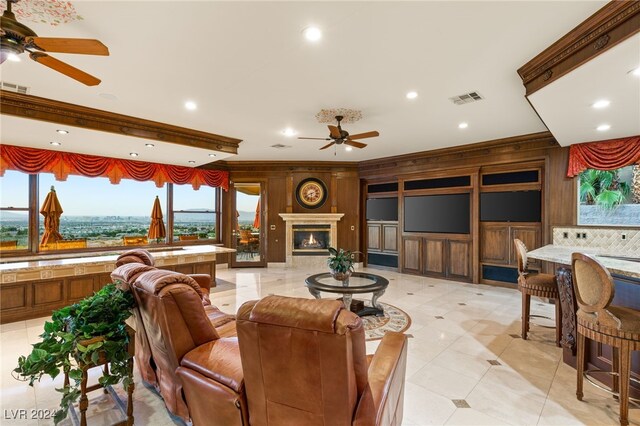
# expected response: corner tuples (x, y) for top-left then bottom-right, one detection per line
(527, 245), (640, 279)
(0, 245), (236, 273)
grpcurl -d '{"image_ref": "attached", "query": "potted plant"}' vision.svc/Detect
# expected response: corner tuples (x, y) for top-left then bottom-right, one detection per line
(13, 283), (135, 425)
(327, 247), (357, 282)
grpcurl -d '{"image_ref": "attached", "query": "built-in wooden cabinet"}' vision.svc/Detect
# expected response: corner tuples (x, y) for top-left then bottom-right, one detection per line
(402, 236), (472, 281)
(367, 221), (398, 253)
(480, 223), (542, 269)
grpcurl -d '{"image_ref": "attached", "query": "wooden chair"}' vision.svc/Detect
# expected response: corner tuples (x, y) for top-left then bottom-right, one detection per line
(572, 253), (640, 426)
(514, 239), (562, 345)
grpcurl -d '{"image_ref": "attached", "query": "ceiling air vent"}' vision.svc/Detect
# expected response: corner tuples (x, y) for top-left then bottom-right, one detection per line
(449, 91), (483, 105)
(0, 81), (30, 94)
(270, 144), (292, 149)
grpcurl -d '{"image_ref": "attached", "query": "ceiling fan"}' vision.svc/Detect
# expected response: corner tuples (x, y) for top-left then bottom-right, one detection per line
(298, 115), (380, 150)
(0, 0), (109, 86)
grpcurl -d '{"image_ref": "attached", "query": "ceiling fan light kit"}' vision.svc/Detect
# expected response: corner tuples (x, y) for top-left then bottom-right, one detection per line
(1, 0), (109, 86)
(299, 114), (380, 152)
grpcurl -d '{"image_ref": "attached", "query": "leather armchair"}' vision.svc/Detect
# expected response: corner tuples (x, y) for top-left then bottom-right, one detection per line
(133, 269), (247, 424)
(236, 295), (408, 426)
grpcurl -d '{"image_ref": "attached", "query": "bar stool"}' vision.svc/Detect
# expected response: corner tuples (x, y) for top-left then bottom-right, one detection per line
(572, 253), (640, 426)
(514, 239), (562, 346)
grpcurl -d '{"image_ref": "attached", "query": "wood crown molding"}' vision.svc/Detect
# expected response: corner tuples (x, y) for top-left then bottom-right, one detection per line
(518, 1), (640, 95)
(0, 90), (242, 154)
(359, 131), (558, 177)
(217, 160), (360, 172)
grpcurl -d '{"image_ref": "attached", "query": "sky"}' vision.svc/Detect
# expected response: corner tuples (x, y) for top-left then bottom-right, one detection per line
(0, 170), (261, 216)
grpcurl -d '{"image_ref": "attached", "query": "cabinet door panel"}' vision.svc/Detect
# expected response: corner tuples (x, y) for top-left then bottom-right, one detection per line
(511, 226), (541, 268)
(367, 224), (382, 252)
(424, 238), (445, 275)
(448, 240), (472, 280)
(382, 224), (398, 253)
(402, 237), (422, 274)
(480, 224), (509, 264)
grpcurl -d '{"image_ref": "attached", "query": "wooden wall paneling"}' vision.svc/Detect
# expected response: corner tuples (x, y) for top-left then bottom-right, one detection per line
(367, 223), (382, 251)
(447, 240), (472, 280)
(33, 280), (64, 306)
(402, 237), (422, 274)
(481, 223), (510, 265)
(511, 225), (542, 268)
(330, 174), (338, 213)
(292, 172), (333, 213)
(336, 175), (360, 252)
(423, 238), (445, 275)
(96, 273), (113, 291)
(382, 224), (398, 253)
(1, 285), (28, 310)
(68, 277), (96, 302)
(470, 172), (479, 283)
(267, 176), (287, 263)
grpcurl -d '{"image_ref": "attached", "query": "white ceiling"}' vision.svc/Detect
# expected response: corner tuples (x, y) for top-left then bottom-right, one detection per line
(0, 1), (608, 163)
(528, 33), (640, 147)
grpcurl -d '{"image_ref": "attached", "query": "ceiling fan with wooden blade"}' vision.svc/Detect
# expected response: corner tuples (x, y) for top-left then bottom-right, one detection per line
(0, 0), (109, 86)
(298, 115), (380, 151)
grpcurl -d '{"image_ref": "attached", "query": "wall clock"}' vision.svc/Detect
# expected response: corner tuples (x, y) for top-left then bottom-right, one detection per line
(296, 178), (328, 209)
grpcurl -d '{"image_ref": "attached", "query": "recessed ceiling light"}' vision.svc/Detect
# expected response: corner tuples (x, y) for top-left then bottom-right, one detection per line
(406, 91), (418, 100)
(7, 53), (21, 62)
(188, 160), (196, 164)
(129, 152), (139, 157)
(50, 141), (61, 146)
(145, 143), (155, 148)
(345, 146), (353, 151)
(281, 128), (297, 137)
(629, 66), (640, 77)
(591, 100), (610, 109)
(184, 101), (197, 111)
(303, 26), (322, 42)
(458, 122), (469, 129)
(596, 124), (611, 132)
(56, 129), (69, 135)
(208, 153), (217, 158)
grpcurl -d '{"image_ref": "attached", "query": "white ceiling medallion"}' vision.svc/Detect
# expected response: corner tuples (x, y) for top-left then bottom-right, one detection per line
(315, 108), (362, 124)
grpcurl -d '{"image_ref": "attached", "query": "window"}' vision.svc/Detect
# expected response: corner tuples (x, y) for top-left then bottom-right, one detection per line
(0, 170), (30, 252)
(577, 166), (640, 226)
(38, 174), (167, 249)
(171, 184), (217, 242)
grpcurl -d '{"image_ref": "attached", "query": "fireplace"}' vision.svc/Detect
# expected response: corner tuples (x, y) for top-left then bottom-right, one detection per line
(279, 213), (344, 267)
(293, 225), (330, 255)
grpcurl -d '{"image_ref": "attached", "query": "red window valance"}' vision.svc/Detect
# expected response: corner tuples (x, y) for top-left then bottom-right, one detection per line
(0, 144), (229, 190)
(567, 136), (640, 177)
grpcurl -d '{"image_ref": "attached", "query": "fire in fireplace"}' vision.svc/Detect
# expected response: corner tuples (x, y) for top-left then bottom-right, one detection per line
(293, 225), (330, 253)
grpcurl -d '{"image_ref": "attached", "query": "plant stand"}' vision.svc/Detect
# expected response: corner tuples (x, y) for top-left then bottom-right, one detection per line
(64, 326), (135, 426)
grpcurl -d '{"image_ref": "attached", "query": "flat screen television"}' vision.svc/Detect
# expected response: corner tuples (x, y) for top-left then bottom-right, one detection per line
(366, 198), (398, 221)
(480, 191), (541, 222)
(404, 194), (470, 234)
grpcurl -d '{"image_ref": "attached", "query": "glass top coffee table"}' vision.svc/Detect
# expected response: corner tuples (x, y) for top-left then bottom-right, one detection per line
(305, 272), (389, 317)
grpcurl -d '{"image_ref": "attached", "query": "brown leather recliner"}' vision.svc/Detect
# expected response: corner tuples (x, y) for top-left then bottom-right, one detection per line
(133, 269), (248, 425)
(236, 295), (408, 426)
(112, 250), (237, 421)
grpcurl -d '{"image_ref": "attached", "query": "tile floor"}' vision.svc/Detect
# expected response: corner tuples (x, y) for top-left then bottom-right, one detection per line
(1, 266), (638, 425)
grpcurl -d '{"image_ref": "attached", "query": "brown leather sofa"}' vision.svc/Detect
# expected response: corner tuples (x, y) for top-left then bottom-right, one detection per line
(235, 295), (408, 426)
(111, 250), (238, 422)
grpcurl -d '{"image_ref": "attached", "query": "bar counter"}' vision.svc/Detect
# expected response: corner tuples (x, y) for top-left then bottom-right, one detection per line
(0, 245), (235, 324)
(527, 244), (640, 398)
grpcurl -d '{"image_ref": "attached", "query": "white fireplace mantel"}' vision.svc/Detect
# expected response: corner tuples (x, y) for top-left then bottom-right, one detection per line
(279, 213), (344, 267)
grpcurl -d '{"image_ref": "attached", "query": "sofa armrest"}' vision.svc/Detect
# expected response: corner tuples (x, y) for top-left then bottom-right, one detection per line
(353, 332), (408, 426)
(189, 274), (212, 305)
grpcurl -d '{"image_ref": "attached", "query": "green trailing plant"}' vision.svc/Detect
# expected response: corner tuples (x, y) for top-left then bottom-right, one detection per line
(13, 283), (135, 425)
(579, 168), (630, 210)
(327, 247), (357, 274)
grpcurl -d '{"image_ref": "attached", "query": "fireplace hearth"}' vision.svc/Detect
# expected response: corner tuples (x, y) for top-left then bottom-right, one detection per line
(279, 213), (344, 267)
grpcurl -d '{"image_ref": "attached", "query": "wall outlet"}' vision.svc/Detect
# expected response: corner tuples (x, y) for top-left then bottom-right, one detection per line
(270, 225), (276, 231)
(563, 232), (568, 239)
(576, 232), (581, 239)
(350, 225), (355, 231)
(622, 233), (627, 240)
(582, 233), (587, 239)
